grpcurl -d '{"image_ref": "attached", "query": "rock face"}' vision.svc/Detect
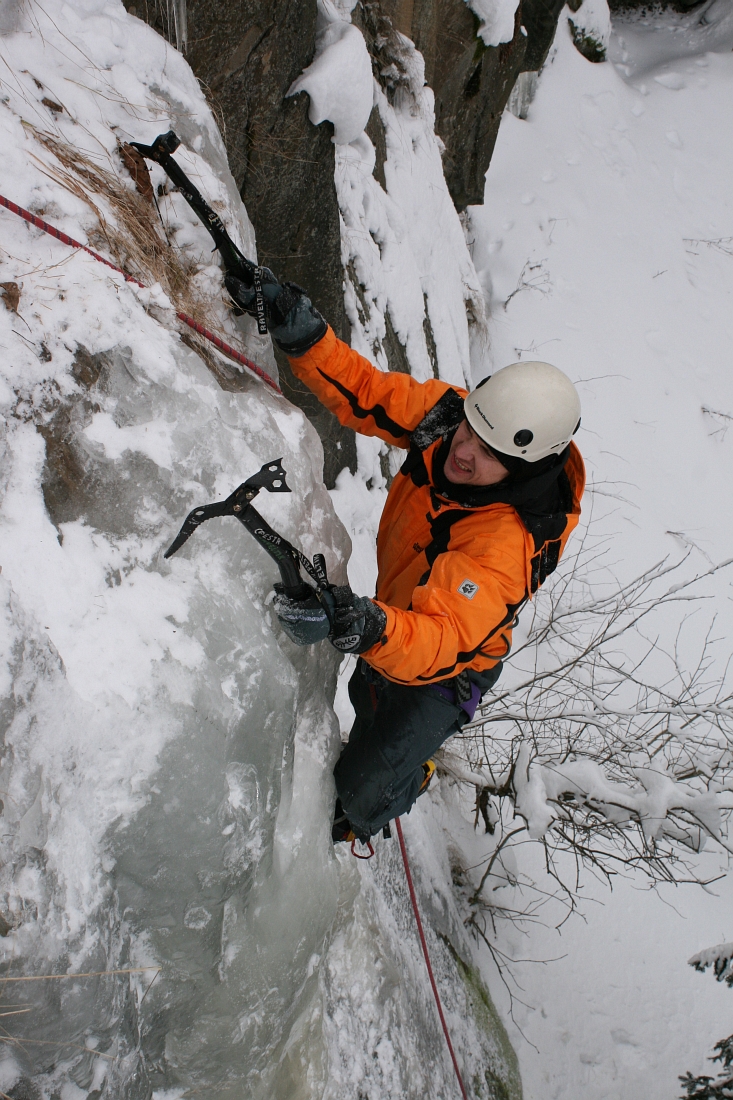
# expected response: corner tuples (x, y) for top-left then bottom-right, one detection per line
(360, 0), (561, 209)
(125, 0), (356, 486)
(124, 0), (569, 481)
(186, 0), (359, 487)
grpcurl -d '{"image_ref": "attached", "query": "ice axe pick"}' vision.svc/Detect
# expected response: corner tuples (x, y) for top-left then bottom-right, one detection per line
(164, 459), (328, 597)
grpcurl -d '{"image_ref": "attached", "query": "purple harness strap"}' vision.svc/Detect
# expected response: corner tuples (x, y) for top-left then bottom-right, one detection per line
(430, 680), (482, 721)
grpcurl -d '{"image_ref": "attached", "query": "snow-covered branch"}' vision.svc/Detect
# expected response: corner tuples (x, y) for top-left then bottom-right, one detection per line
(443, 543), (733, 911)
(689, 943), (733, 986)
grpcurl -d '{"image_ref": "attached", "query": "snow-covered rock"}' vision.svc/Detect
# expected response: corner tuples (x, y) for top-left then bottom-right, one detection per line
(467, 0), (522, 47)
(0, 1), (351, 1094)
(289, 5), (374, 145)
(568, 0), (612, 63)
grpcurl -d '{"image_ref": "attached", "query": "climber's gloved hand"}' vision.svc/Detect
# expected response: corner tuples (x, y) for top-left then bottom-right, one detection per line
(224, 266), (278, 315)
(273, 582), (331, 646)
(225, 272), (327, 356)
(323, 585), (388, 654)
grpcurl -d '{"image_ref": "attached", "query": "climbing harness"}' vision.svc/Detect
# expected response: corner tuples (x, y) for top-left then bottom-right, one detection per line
(395, 816), (469, 1100)
(0, 193), (281, 394)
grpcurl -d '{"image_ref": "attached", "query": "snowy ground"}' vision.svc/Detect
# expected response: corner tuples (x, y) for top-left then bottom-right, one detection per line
(464, 8), (733, 1098)
(506, 863), (733, 1100)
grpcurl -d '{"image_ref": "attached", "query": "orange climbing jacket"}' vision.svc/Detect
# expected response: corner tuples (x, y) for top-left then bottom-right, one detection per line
(288, 327), (585, 687)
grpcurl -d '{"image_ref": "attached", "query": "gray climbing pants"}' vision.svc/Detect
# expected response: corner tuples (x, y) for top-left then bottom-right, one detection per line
(334, 658), (502, 841)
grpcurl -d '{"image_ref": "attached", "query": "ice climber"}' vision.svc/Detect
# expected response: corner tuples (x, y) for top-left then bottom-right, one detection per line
(227, 270), (585, 846)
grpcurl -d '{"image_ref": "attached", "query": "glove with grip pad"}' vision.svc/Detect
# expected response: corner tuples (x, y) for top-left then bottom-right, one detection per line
(225, 273), (327, 356)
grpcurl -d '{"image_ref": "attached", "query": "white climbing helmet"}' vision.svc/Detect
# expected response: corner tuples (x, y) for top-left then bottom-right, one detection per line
(464, 361), (581, 462)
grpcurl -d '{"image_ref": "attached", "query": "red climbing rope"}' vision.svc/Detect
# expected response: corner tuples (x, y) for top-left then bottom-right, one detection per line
(395, 816), (469, 1100)
(0, 193), (282, 395)
(173, 312), (280, 393)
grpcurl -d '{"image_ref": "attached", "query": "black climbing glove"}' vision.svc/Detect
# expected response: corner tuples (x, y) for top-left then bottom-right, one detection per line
(225, 271), (327, 356)
(273, 583), (331, 646)
(323, 585), (388, 654)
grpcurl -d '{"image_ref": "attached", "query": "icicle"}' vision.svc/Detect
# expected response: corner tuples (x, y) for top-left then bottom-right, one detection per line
(173, 0), (187, 52)
(507, 70), (538, 120)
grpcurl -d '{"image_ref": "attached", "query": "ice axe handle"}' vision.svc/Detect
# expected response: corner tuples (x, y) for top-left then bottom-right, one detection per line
(235, 506), (306, 594)
(131, 131), (255, 281)
(312, 553), (330, 589)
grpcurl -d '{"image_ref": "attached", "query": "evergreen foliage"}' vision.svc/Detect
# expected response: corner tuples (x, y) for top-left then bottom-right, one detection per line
(680, 957), (733, 1098)
(690, 946), (733, 988)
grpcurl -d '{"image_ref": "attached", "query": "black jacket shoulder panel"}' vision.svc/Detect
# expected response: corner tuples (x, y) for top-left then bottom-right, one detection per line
(410, 389), (465, 452)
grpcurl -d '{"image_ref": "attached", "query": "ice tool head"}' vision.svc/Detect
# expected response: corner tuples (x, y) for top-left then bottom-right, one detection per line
(163, 459), (291, 559)
(131, 130), (256, 287)
(130, 130), (181, 162)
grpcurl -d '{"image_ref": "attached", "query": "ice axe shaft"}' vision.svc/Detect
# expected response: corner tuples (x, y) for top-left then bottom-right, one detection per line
(163, 459), (320, 597)
(235, 505), (304, 593)
(131, 130), (267, 334)
(131, 131), (249, 276)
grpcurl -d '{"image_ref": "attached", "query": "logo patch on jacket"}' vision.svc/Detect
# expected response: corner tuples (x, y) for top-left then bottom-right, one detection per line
(458, 579), (479, 600)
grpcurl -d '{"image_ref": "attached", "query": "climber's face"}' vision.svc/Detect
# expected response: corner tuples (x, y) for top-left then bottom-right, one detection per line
(444, 420), (510, 486)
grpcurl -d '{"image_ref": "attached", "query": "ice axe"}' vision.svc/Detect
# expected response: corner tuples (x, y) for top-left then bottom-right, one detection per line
(164, 458), (331, 600)
(131, 130), (268, 334)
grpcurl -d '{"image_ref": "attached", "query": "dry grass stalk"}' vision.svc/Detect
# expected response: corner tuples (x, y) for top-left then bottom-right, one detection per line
(28, 126), (196, 306)
(0, 965), (161, 983)
(0, 1034), (115, 1061)
(24, 125), (248, 391)
(0, 966), (162, 1079)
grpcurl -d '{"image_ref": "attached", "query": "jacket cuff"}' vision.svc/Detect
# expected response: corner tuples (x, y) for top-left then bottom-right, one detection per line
(359, 602), (397, 664)
(286, 323), (338, 367)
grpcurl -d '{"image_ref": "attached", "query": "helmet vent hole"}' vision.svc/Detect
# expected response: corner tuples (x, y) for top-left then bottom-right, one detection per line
(514, 429), (533, 448)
